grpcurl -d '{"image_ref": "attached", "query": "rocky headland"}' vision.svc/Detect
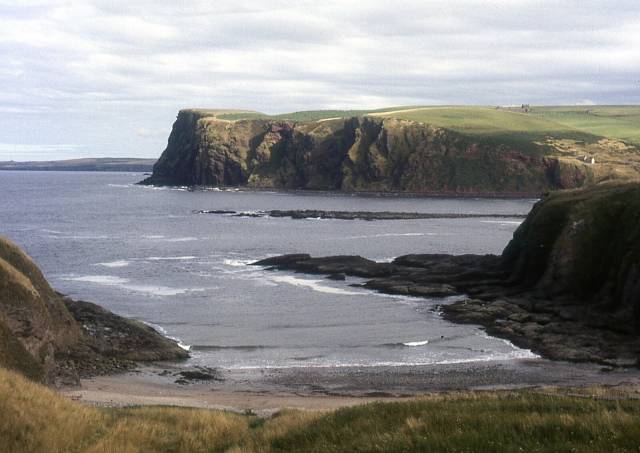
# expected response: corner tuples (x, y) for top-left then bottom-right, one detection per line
(140, 109), (626, 195)
(196, 209), (527, 221)
(254, 181), (640, 367)
(0, 158), (156, 172)
(0, 236), (188, 385)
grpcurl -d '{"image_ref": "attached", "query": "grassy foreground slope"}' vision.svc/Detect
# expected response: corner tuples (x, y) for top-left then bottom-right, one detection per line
(2, 367), (640, 452)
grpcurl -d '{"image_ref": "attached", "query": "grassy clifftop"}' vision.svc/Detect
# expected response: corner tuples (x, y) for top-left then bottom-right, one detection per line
(145, 106), (640, 193)
(212, 105), (640, 147)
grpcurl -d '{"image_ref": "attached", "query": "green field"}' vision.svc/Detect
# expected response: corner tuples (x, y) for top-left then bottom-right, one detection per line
(215, 106), (418, 122)
(529, 106), (640, 145)
(210, 105), (640, 147)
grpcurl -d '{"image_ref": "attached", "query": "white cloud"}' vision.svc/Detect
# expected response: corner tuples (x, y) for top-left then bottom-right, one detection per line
(135, 127), (167, 138)
(0, 0), (639, 159)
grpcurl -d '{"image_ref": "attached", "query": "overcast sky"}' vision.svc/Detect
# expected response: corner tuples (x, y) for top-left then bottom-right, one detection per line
(1, 0), (639, 160)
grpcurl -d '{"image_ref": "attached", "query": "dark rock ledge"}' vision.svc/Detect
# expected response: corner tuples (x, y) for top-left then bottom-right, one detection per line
(196, 209), (526, 221)
(253, 253), (639, 367)
(58, 298), (189, 381)
(252, 181), (640, 368)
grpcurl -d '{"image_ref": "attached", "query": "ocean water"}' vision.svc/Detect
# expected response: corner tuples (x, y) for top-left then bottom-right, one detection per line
(1, 171), (539, 369)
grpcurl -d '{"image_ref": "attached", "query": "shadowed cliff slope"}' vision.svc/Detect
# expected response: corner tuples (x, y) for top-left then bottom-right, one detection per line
(0, 236), (188, 384)
(142, 109), (640, 194)
(0, 238), (82, 381)
(253, 181), (640, 364)
(502, 181), (640, 327)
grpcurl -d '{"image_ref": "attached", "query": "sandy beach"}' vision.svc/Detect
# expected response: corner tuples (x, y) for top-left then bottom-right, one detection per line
(61, 358), (640, 414)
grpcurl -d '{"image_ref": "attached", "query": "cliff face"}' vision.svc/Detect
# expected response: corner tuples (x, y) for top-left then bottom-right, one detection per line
(0, 236), (187, 384)
(0, 238), (82, 381)
(502, 181), (640, 330)
(253, 181), (640, 363)
(142, 110), (593, 194)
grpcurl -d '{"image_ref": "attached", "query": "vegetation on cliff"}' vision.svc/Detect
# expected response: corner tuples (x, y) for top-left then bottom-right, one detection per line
(142, 106), (640, 194)
(503, 181), (640, 327)
(254, 181), (640, 365)
(1, 366), (640, 452)
(0, 236), (187, 384)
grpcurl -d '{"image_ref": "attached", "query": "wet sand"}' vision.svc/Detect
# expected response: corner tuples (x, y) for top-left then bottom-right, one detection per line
(61, 359), (640, 415)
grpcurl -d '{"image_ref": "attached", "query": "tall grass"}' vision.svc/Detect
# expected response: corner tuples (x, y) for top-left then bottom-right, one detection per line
(2, 367), (640, 452)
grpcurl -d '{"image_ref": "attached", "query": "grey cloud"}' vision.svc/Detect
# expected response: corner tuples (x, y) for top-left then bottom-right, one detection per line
(0, 0), (638, 160)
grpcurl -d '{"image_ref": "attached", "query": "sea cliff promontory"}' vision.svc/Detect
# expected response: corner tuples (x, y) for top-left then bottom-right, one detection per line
(142, 107), (640, 195)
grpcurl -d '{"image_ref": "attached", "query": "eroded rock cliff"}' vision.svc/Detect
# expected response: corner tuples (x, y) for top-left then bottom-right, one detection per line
(502, 180), (640, 327)
(0, 236), (188, 384)
(142, 110), (595, 194)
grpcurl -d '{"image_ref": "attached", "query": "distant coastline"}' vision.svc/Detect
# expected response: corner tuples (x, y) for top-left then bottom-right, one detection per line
(0, 157), (156, 172)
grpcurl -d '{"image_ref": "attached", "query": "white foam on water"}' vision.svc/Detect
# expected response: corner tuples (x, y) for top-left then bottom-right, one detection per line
(41, 229), (63, 234)
(142, 235), (165, 239)
(164, 237), (198, 242)
(269, 275), (366, 296)
(218, 351), (540, 370)
(403, 340), (430, 347)
(96, 260), (130, 268)
(63, 275), (128, 285)
(480, 220), (523, 225)
(223, 259), (254, 267)
(237, 210), (265, 216)
(122, 284), (195, 296)
(344, 233), (438, 240)
(138, 185), (186, 191)
(146, 256), (197, 261)
(477, 332), (537, 355)
(376, 257), (397, 263)
(107, 184), (132, 188)
(143, 322), (192, 351)
(61, 275), (205, 297)
(49, 235), (110, 240)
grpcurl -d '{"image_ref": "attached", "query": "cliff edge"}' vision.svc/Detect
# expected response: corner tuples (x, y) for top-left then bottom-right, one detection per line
(141, 109), (640, 194)
(0, 236), (188, 384)
(502, 180), (640, 328)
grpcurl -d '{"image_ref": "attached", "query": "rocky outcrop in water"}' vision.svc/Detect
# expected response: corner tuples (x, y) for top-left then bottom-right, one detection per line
(254, 181), (640, 366)
(0, 236), (188, 385)
(196, 209), (527, 221)
(141, 110), (594, 195)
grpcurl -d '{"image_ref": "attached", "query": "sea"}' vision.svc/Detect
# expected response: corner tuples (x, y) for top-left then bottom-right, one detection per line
(1, 171), (540, 370)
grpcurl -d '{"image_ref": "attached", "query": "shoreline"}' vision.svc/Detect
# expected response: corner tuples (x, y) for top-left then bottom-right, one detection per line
(136, 182), (544, 200)
(60, 358), (640, 414)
